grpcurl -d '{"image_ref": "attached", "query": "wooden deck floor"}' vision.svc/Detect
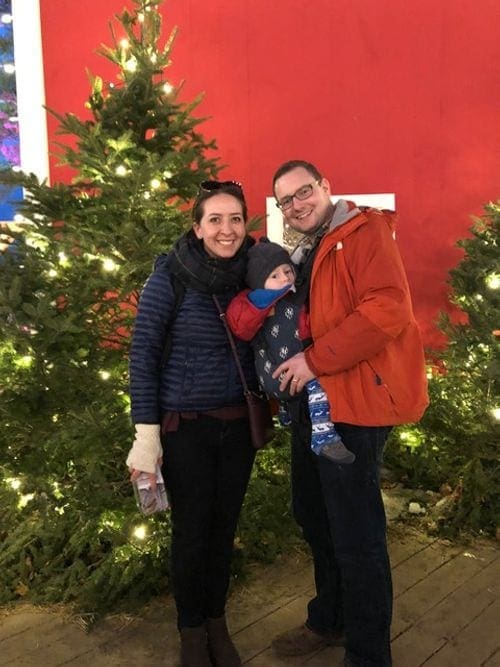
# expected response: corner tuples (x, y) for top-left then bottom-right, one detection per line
(0, 524), (498, 666)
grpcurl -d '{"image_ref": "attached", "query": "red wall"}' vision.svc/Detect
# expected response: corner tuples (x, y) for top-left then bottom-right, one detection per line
(39, 0), (500, 348)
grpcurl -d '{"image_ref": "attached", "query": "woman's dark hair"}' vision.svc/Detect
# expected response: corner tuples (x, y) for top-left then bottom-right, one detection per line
(192, 181), (248, 223)
(272, 160), (323, 194)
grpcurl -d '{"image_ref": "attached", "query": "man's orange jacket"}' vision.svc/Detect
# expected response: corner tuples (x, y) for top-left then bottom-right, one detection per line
(305, 203), (429, 426)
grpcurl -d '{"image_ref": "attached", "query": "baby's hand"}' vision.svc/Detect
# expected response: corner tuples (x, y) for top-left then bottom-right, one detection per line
(248, 285), (292, 309)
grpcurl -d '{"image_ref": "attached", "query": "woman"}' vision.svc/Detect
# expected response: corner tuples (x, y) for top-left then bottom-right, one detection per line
(126, 181), (257, 667)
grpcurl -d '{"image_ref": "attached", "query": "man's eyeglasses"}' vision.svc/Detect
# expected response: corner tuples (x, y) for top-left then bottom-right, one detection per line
(275, 180), (320, 211)
(200, 180), (243, 192)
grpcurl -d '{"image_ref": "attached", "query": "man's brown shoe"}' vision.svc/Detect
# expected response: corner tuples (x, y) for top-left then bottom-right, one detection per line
(271, 623), (344, 657)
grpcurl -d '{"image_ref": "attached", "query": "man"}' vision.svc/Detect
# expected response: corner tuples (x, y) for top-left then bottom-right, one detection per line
(270, 160), (429, 666)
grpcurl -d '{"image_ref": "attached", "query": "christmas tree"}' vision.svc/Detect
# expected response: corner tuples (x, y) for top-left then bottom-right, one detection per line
(0, 0), (222, 612)
(0, 0), (295, 616)
(387, 201), (499, 535)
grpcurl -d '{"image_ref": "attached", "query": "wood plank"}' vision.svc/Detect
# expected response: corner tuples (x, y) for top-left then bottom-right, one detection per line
(304, 645), (345, 665)
(2, 622), (101, 666)
(388, 526), (436, 568)
(423, 599), (500, 666)
(393, 540), (463, 599)
(0, 607), (56, 639)
(236, 594), (312, 664)
(392, 553), (499, 665)
(56, 651), (124, 667)
(228, 550), (314, 634)
(0, 527), (496, 667)
(392, 544), (498, 639)
(482, 647), (500, 666)
(241, 530), (434, 666)
(96, 621), (177, 665)
(243, 644), (345, 667)
(245, 646), (320, 666)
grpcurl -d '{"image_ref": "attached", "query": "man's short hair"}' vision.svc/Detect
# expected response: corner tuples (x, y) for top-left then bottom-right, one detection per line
(272, 160), (323, 194)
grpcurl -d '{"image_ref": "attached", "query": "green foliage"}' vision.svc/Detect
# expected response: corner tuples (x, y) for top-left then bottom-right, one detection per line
(0, 0), (294, 615)
(236, 430), (300, 567)
(0, 429), (294, 617)
(0, 474), (172, 613)
(386, 201), (500, 535)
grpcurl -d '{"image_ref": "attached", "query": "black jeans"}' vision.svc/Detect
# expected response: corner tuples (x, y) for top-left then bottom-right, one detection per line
(288, 396), (393, 666)
(162, 414), (255, 629)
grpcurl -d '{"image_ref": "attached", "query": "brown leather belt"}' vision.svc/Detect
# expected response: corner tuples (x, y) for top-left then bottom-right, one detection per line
(162, 406), (248, 433)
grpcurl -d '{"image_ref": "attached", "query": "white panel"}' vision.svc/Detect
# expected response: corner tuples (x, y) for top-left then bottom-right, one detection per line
(266, 193), (396, 245)
(12, 0), (49, 183)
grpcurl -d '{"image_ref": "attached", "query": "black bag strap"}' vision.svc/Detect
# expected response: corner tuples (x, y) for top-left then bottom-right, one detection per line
(161, 274), (186, 367)
(212, 294), (251, 395)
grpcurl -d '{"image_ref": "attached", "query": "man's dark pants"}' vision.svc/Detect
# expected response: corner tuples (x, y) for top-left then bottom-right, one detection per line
(287, 395), (393, 666)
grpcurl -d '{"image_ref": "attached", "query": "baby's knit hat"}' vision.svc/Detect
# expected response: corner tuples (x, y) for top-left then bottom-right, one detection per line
(246, 237), (293, 289)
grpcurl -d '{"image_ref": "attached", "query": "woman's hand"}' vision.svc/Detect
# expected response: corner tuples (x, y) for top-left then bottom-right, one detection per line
(126, 424), (163, 490)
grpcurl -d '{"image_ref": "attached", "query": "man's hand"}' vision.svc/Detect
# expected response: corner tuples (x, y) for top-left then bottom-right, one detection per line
(272, 352), (315, 395)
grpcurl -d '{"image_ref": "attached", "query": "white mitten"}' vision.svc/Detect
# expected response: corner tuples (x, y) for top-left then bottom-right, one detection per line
(126, 424), (162, 474)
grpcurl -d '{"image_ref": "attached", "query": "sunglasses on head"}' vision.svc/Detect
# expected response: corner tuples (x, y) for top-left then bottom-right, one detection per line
(199, 180), (243, 192)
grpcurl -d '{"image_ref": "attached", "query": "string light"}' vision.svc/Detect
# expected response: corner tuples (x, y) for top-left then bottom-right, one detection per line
(3, 63), (15, 74)
(100, 371), (111, 381)
(119, 393), (131, 409)
(485, 272), (500, 290)
(15, 355), (33, 369)
(52, 481), (63, 499)
(150, 178), (161, 189)
(102, 258), (117, 272)
(119, 39), (130, 50)
(6, 477), (21, 491)
(133, 525), (147, 540)
(398, 429), (422, 448)
(1, 13), (13, 23)
(163, 82), (173, 94)
(98, 512), (120, 531)
(25, 234), (48, 251)
(58, 251), (70, 267)
(124, 58), (138, 73)
(18, 494), (34, 509)
(491, 407), (500, 421)
(115, 165), (128, 176)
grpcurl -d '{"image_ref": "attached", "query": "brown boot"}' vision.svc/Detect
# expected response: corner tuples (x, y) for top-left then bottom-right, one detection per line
(206, 615), (242, 666)
(179, 625), (212, 667)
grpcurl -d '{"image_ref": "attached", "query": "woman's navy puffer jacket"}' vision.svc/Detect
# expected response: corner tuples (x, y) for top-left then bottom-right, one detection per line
(129, 255), (257, 423)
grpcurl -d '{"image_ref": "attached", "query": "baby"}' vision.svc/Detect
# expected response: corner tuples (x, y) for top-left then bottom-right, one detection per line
(227, 238), (355, 464)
